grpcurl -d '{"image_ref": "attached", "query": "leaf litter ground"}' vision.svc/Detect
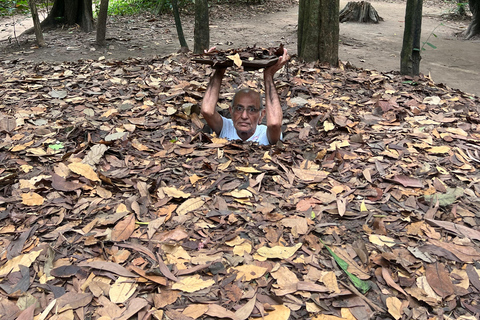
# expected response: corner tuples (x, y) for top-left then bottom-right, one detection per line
(0, 52), (480, 320)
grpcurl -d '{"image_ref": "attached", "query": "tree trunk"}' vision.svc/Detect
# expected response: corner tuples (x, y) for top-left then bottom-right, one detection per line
(96, 0), (109, 46)
(39, 0), (94, 32)
(400, 0), (423, 76)
(172, 0), (189, 51)
(339, 1), (383, 23)
(28, 0), (45, 47)
(298, 0), (339, 65)
(466, 0), (480, 39)
(194, 0), (209, 54)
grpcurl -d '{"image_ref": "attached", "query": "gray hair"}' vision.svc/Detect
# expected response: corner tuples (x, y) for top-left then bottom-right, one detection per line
(231, 88), (264, 110)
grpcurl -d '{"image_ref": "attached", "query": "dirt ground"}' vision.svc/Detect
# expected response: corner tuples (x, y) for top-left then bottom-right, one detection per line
(1, 0), (479, 97)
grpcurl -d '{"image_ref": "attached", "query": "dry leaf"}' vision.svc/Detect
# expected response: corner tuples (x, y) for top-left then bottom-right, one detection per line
(182, 304), (209, 318)
(256, 243), (302, 259)
(111, 214), (136, 241)
(68, 162), (100, 181)
(227, 53), (242, 67)
(264, 305), (291, 320)
(236, 166), (261, 173)
(21, 192), (45, 206)
(109, 276), (137, 303)
(232, 264), (267, 281)
(386, 296), (403, 320)
(172, 275), (215, 293)
(162, 186), (191, 198)
(176, 197), (205, 215)
(0, 250), (42, 276)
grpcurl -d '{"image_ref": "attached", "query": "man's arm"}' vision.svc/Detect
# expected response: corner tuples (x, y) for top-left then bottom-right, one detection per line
(264, 49), (290, 144)
(201, 68), (226, 135)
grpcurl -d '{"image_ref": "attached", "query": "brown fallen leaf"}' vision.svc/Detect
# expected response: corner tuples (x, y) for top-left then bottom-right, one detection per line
(205, 304), (237, 320)
(391, 175), (424, 188)
(78, 261), (136, 277)
(381, 267), (407, 296)
(111, 214), (136, 241)
(425, 262), (455, 299)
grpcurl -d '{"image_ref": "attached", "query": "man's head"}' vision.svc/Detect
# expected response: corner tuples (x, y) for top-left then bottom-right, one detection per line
(229, 88), (265, 141)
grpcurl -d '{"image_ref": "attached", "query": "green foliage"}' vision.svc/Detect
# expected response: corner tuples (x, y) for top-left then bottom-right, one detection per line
(455, 1), (468, 15)
(0, 0), (29, 16)
(320, 240), (371, 294)
(97, 0), (193, 15)
(1, 0), (53, 17)
(421, 23), (443, 51)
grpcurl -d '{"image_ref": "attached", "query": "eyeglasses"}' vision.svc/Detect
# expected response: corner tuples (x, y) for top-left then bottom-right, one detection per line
(233, 105), (260, 114)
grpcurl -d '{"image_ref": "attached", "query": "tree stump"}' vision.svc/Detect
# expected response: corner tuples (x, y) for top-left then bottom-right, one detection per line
(339, 1), (384, 23)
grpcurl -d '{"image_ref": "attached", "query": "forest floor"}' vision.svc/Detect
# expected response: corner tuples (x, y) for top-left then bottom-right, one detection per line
(0, 0), (479, 97)
(1, 1), (480, 320)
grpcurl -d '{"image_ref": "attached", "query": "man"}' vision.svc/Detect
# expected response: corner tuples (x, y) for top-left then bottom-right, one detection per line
(201, 49), (290, 145)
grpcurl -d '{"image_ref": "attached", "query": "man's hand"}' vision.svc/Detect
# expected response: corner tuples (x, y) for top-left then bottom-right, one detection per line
(201, 68), (227, 136)
(265, 48), (290, 77)
(263, 48), (290, 144)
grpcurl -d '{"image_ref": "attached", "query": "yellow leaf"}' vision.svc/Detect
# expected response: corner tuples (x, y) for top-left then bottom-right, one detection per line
(341, 308), (357, 320)
(446, 127), (468, 136)
(312, 314), (345, 320)
(330, 185), (345, 195)
(306, 302), (322, 313)
(257, 243), (302, 259)
(101, 108), (118, 118)
(233, 242), (252, 256)
(131, 139), (150, 151)
(227, 53), (242, 67)
(323, 120), (335, 132)
(11, 140), (34, 152)
(68, 162), (100, 181)
(369, 234), (396, 247)
(360, 199), (368, 212)
(172, 275), (215, 293)
(176, 197), (205, 216)
(427, 146), (451, 154)
(189, 174), (202, 185)
(162, 186), (191, 198)
(225, 236), (245, 246)
(211, 137), (228, 144)
(20, 165), (33, 173)
(232, 265), (267, 281)
(116, 203), (129, 213)
(26, 147), (47, 156)
(182, 304), (209, 318)
(229, 189), (252, 198)
(263, 151), (272, 161)
(264, 305), (291, 320)
(436, 166), (449, 174)
(328, 139), (350, 151)
(109, 276), (137, 303)
(166, 106), (176, 115)
(0, 250), (42, 276)
(22, 192), (45, 206)
(218, 159), (232, 171)
(236, 166), (261, 173)
(320, 271), (340, 293)
(386, 297), (403, 320)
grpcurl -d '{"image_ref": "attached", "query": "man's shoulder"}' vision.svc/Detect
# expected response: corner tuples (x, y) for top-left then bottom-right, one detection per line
(219, 116), (237, 140)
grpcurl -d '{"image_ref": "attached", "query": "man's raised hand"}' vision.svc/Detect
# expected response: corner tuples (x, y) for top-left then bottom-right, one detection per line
(265, 48), (290, 76)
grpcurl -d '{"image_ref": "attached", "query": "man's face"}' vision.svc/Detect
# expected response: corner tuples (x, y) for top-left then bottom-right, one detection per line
(230, 90), (265, 140)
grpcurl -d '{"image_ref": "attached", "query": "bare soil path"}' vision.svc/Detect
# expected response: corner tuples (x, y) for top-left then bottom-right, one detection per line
(1, 0), (479, 97)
